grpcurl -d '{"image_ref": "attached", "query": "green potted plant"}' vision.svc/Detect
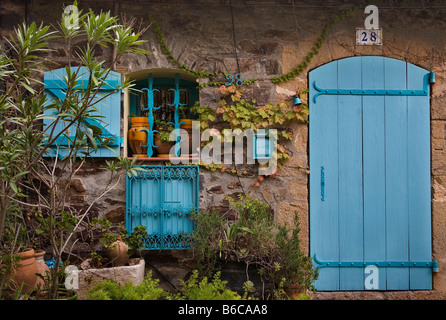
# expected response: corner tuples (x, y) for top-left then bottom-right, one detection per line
(154, 119), (175, 157)
(179, 104), (194, 130)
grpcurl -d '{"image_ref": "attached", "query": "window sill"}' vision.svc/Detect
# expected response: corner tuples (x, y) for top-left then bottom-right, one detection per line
(127, 157), (200, 161)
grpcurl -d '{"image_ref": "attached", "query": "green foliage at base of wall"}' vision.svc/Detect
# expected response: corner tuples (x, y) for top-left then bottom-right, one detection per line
(190, 195), (318, 298)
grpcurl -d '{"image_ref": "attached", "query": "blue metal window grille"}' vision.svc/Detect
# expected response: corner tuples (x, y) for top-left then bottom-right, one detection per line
(126, 165), (199, 250)
(129, 73), (199, 158)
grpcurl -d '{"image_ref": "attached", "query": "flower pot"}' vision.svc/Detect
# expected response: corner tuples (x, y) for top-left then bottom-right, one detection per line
(154, 133), (175, 157)
(106, 240), (129, 267)
(128, 117), (150, 157)
(11, 248), (38, 294)
(180, 118), (193, 130)
(34, 250), (50, 288)
(179, 119), (195, 156)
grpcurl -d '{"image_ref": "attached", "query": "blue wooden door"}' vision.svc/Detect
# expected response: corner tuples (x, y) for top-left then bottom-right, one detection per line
(309, 56), (435, 291)
(43, 67), (121, 158)
(126, 166), (199, 249)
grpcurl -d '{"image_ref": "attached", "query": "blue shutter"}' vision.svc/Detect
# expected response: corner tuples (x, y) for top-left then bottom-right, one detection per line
(309, 56), (435, 291)
(126, 165), (199, 249)
(43, 67), (121, 158)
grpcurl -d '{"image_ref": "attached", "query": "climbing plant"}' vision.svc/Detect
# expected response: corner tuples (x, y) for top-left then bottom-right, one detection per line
(148, 4), (363, 85)
(271, 4), (363, 83)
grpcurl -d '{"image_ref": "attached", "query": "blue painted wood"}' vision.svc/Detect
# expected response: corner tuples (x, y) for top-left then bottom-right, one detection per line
(43, 67), (121, 158)
(309, 59), (340, 291)
(362, 56), (387, 290)
(309, 56), (432, 291)
(407, 63), (432, 290)
(384, 58), (410, 290)
(126, 166), (199, 249)
(338, 57), (364, 290)
(253, 130), (273, 159)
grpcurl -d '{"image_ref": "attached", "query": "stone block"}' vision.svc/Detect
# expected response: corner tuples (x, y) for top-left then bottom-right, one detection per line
(72, 178), (87, 193)
(206, 185), (224, 194)
(432, 200), (446, 259)
(288, 182), (308, 201)
(75, 258), (145, 300)
(432, 150), (446, 175)
(105, 207), (126, 224)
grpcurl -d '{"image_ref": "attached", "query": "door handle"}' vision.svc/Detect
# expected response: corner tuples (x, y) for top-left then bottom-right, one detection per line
(321, 166), (325, 202)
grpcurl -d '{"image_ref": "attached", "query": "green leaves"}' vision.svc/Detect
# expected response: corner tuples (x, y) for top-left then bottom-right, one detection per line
(58, 0), (84, 40)
(113, 25), (150, 57)
(0, 2), (151, 247)
(82, 10), (117, 47)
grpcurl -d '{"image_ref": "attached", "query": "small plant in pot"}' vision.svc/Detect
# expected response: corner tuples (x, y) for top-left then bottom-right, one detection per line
(179, 104), (198, 130)
(88, 217), (148, 268)
(154, 119), (176, 157)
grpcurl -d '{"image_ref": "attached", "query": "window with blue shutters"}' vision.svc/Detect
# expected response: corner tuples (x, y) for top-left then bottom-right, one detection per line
(125, 71), (200, 249)
(309, 56), (436, 291)
(43, 67), (122, 158)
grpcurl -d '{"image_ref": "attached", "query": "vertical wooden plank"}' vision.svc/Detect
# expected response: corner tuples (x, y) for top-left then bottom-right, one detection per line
(309, 61), (340, 291)
(337, 57), (364, 290)
(44, 67), (71, 158)
(94, 69), (121, 157)
(385, 58), (409, 290)
(407, 65), (432, 289)
(362, 56), (387, 290)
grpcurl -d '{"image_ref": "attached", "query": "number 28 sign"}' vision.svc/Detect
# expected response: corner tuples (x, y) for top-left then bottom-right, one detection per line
(356, 28), (382, 46)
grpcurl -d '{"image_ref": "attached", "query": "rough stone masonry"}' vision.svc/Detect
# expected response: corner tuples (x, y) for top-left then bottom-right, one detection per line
(1, 0), (446, 299)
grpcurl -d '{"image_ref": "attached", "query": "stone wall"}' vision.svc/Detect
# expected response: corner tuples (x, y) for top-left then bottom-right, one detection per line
(2, 0), (446, 299)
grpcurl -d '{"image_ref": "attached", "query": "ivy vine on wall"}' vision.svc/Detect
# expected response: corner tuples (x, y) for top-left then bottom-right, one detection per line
(148, 4), (363, 85)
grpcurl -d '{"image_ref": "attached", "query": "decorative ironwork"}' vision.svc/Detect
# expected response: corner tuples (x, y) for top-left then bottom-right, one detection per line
(312, 72), (434, 103)
(126, 165), (199, 250)
(313, 254), (439, 272)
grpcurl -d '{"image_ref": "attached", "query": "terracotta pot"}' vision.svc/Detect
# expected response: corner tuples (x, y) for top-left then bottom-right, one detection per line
(106, 240), (129, 267)
(11, 248), (38, 293)
(180, 118), (193, 130)
(154, 133), (175, 157)
(179, 119), (194, 156)
(34, 250), (50, 288)
(128, 117), (150, 157)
